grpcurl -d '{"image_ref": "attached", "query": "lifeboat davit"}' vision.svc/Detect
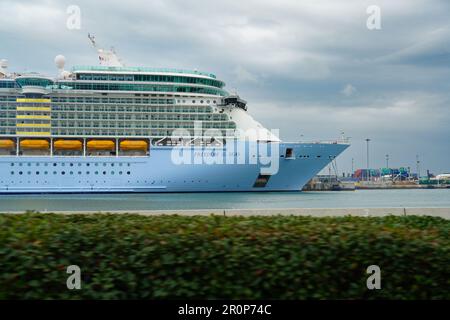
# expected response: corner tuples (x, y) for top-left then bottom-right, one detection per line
(87, 140), (115, 151)
(20, 139), (50, 150)
(54, 140), (82, 151)
(120, 140), (148, 151)
(0, 139), (15, 149)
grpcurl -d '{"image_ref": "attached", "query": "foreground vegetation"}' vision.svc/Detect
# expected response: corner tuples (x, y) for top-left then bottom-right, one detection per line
(0, 213), (448, 299)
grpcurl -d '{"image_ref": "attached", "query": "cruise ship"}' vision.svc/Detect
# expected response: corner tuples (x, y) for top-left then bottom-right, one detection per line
(0, 36), (349, 193)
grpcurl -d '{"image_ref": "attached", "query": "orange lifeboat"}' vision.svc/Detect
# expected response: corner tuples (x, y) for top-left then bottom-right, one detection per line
(54, 140), (82, 151)
(87, 140), (115, 151)
(20, 139), (50, 150)
(0, 139), (15, 149)
(120, 140), (148, 151)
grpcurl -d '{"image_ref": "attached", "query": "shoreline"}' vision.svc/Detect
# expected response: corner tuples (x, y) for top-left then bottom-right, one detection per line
(4, 207), (450, 219)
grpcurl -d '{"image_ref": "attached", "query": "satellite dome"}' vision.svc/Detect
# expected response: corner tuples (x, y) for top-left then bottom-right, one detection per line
(54, 55), (66, 69)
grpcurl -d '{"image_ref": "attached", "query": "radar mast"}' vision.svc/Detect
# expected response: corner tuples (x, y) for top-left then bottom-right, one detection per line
(88, 33), (124, 67)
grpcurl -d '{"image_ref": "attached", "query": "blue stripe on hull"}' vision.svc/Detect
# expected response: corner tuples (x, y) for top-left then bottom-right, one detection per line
(0, 142), (348, 194)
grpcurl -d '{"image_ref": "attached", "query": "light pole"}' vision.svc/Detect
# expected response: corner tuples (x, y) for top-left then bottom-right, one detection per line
(365, 138), (371, 181)
(351, 158), (354, 177)
(416, 154), (420, 179)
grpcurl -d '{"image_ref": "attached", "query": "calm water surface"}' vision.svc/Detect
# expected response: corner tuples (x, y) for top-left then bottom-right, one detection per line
(0, 189), (449, 212)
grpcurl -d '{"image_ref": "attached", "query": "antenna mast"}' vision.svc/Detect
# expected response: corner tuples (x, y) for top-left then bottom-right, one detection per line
(87, 33), (124, 67)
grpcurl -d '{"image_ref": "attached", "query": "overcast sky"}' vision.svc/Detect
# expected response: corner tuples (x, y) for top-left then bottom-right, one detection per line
(1, 0), (449, 175)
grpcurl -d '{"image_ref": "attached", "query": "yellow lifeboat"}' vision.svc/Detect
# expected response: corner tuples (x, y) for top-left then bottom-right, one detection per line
(0, 139), (15, 149)
(20, 139), (50, 150)
(120, 140), (148, 151)
(54, 140), (82, 151)
(87, 140), (115, 151)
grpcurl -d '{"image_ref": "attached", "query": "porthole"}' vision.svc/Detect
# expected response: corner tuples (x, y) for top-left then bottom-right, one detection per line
(126, 171), (131, 175)
(103, 171), (106, 175)
(53, 171), (57, 175)
(78, 171), (82, 174)
(70, 171), (73, 175)
(70, 163), (74, 167)
(10, 171), (14, 175)
(61, 171), (65, 175)
(18, 171), (23, 174)
(36, 171), (39, 175)
(86, 171), (90, 175)
(53, 163), (57, 167)
(111, 171), (114, 175)
(10, 163), (14, 167)
(27, 163), (31, 167)
(27, 171), (31, 175)
(119, 171), (122, 175)
(44, 171), (48, 175)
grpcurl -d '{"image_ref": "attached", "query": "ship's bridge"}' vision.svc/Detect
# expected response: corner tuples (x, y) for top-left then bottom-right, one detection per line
(15, 74), (54, 96)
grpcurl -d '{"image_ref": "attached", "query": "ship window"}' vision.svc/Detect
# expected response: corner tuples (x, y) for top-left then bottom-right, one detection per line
(36, 171), (39, 175)
(10, 163), (14, 167)
(53, 163), (57, 167)
(53, 171), (57, 175)
(119, 171), (122, 175)
(103, 171), (106, 175)
(285, 148), (294, 158)
(95, 171), (98, 175)
(61, 171), (65, 175)
(10, 171), (14, 175)
(44, 171), (48, 175)
(127, 171), (131, 175)
(70, 171), (73, 175)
